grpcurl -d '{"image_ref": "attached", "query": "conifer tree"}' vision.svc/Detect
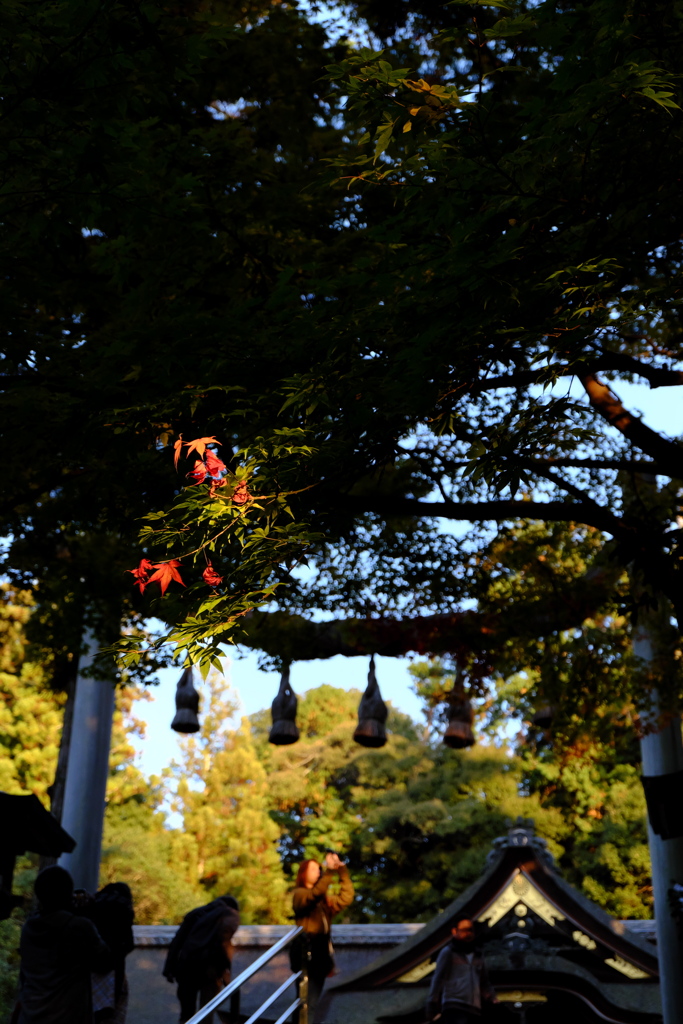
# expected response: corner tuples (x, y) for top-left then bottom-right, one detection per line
(0, 585), (64, 802)
(174, 673), (288, 922)
(100, 685), (204, 924)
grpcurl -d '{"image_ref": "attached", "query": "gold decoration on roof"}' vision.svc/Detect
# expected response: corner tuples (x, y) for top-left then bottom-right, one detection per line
(497, 991), (548, 1004)
(477, 871), (566, 928)
(604, 956), (650, 980)
(396, 960), (436, 984)
(572, 929), (597, 951)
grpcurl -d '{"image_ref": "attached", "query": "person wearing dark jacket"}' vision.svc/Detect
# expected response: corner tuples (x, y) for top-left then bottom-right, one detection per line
(15, 866), (112, 1024)
(290, 852), (354, 1023)
(91, 883), (135, 1023)
(163, 895), (240, 1024)
(426, 919), (497, 1023)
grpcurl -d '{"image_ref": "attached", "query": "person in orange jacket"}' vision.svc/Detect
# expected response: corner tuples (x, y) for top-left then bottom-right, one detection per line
(290, 852), (354, 1021)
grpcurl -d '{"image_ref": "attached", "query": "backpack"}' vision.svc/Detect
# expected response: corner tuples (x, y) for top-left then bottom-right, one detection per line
(177, 900), (234, 975)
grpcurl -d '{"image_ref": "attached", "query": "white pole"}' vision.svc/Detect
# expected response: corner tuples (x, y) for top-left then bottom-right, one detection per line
(634, 622), (683, 1024)
(58, 628), (116, 893)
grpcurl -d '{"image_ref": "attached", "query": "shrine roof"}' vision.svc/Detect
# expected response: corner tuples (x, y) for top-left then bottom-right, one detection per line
(329, 819), (658, 995)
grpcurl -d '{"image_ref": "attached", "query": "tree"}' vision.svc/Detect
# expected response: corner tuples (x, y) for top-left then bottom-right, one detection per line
(99, 0), (683, 712)
(5, 0), (683, 1008)
(0, 0), (352, 665)
(250, 683), (651, 921)
(0, 585), (65, 803)
(173, 673), (289, 923)
(100, 685), (205, 923)
(251, 683), (420, 871)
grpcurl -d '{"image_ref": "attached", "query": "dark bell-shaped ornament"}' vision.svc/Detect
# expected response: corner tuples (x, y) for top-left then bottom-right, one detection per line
(532, 706), (554, 729)
(354, 655), (388, 748)
(443, 698), (475, 749)
(269, 665), (299, 745)
(171, 667), (200, 734)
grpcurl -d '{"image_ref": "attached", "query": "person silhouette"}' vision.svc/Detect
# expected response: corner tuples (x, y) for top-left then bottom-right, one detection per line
(15, 866), (112, 1024)
(426, 919), (497, 1024)
(163, 894), (240, 1023)
(290, 852), (354, 1022)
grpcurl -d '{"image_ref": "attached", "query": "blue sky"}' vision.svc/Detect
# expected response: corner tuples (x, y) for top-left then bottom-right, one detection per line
(133, 379), (682, 778)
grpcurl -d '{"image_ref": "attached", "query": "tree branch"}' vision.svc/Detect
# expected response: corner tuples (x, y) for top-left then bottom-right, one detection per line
(344, 495), (628, 538)
(525, 464), (604, 508)
(463, 353), (683, 395)
(413, 454), (663, 472)
(237, 566), (620, 661)
(579, 374), (683, 479)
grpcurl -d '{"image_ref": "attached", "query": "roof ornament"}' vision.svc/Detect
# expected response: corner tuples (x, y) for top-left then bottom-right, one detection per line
(486, 817), (555, 867)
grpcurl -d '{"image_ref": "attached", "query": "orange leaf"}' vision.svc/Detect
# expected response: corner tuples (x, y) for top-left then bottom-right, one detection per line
(205, 449), (227, 478)
(127, 558), (154, 593)
(231, 480), (252, 505)
(184, 436), (220, 461)
(187, 461), (208, 484)
(147, 559), (185, 596)
(173, 434), (184, 470)
(202, 563), (224, 587)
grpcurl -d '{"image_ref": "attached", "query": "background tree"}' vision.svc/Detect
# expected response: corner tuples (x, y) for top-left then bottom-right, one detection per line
(172, 673), (289, 922)
(0, 586), (64, 802)
(100, 686), (203, 924)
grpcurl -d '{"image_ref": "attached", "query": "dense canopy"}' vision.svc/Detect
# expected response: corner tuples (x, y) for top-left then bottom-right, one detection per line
(2, 0), (683, 713)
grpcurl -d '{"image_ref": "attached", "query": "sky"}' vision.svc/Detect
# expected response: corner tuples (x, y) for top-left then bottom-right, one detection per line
(132, 379), (682, 778)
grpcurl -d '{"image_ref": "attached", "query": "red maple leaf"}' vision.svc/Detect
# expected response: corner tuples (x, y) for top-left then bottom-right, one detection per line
(173, 434), (184, 470)
(127, 558), (154, 593)
(146, 559), (186, 596)
(187, 461), (208, 484)
(202, 563), (224, 587)
(231, 480), (252, 505)
(205, 448), (227, 478)
(184, 436), (220, 461)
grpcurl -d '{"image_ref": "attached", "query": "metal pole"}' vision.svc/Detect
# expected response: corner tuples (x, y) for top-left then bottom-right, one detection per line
(635, 622), (683, 1024)
(229, 988), (240, 1024)
(299, 939), (310, 1024)
(58, 628), (116, 892)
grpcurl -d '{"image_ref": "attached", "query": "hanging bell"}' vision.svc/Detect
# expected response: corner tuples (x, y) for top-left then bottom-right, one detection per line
(443, 697), (475, 749)
(354, 655), (388, 748)
(171, 666), (200, 733)
(269, 665), (299, 745)
(532, 706), (554, 729)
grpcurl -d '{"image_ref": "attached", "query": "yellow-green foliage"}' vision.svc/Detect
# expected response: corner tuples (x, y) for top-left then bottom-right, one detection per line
(99, 685), (205, 924)
(522, 742), (652, 919)
(173, 674), (289, 923)
(0, 587), (65, 1020)
(0, 585), (64, 802)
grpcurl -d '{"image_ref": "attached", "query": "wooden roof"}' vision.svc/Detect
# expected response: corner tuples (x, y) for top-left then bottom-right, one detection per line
(328, 821), (658, 998)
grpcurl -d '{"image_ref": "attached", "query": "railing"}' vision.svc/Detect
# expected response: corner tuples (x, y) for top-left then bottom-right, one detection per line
(185, 925), (308, 1024)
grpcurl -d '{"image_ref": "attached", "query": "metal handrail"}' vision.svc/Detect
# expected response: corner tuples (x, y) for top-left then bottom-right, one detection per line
(243, 970), (301, 1024)
(272, 998), (302, 1024)
(184, 925), (304, 1024)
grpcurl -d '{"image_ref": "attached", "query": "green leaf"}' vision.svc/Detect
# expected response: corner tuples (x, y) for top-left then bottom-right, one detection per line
(483, 14), (537, 38)
(374, 119), (396, 162)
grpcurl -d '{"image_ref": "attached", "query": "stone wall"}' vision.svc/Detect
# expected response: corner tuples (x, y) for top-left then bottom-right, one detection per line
(128, 923), (425, 1024)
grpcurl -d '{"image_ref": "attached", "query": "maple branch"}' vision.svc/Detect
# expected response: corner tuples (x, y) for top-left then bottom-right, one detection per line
(579, 374), (683, 479)
(237, 565), (620, 661)
(525, 464), (604, 509)
(412, 454), (663, 472)
(343, 495), (628, 538)
(595, 350), (683, 389)
(463, 353), (683, 396)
